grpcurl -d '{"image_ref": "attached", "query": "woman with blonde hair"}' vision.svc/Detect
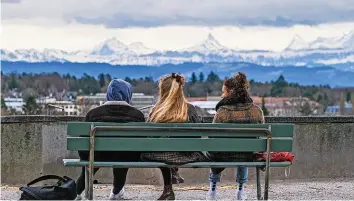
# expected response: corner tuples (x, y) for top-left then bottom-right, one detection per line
(141, 73), (207, 200)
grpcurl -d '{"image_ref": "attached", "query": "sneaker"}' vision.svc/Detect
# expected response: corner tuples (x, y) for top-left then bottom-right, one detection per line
(206, 191), (216, 200)
(108, 188), (125, 200)
(236, 190), (247, 200)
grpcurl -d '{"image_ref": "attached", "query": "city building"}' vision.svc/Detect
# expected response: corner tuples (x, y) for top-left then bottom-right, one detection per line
(4, 97), (24, 114)
(189, 101), (218, 116)
(47, 101), (81, 116)
(325, 102), (353, 116)
(189, 96), (324, 117)
(131, 93), (156, 117)
(76, 93), (156, 116)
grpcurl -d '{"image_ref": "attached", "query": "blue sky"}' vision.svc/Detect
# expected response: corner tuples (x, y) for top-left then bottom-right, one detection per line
(2, 0), (354, 51)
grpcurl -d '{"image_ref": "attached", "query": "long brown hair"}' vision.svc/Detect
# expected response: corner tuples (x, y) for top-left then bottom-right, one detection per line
(149, 73), (189, 123)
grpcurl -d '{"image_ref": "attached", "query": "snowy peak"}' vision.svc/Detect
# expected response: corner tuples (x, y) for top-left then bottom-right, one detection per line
(1, 30), (354, 67)
(308, 31), (354, 50)
(203, 33), (225, 50)
(182, 33), (227, 53)
(285, 30), (354, 51)
(341, 30), (354, 49)
(128, 42), (154, 55)
(285, 35), (309, 51)
(91, 37), (131, 55)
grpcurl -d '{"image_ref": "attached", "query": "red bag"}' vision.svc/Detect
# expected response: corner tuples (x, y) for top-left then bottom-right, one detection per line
(255, 152), (295, 163)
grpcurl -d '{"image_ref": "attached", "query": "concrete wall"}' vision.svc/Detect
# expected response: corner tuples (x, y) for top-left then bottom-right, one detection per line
(1, 116), (354, 185)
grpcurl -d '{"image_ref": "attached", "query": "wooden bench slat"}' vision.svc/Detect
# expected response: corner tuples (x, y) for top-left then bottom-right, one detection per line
(63, 159), (292, 168)
(67, 137), (293, 152)
(67, 122), (294, 137)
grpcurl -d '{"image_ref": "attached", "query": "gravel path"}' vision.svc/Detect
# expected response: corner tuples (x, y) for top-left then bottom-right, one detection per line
(1, 179), (353, 200)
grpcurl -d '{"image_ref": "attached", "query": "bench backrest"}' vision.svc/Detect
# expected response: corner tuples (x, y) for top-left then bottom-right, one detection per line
(67, 122), (294, 152)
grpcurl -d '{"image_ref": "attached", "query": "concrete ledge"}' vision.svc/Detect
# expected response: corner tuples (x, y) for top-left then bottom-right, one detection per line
(202, 116), (354, 123)
(1, 115), (354, 185)
(2, 115), (354, 124)
(1, 115), (85, 123)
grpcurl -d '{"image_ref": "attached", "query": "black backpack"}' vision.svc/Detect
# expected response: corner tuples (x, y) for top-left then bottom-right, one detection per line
(19, 175), (76, 200)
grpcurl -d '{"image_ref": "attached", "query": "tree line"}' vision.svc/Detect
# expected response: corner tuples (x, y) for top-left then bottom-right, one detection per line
(1, 71), (346, 112)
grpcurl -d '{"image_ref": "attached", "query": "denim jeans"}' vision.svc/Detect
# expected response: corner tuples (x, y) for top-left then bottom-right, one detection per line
(209, 167), (248, 184)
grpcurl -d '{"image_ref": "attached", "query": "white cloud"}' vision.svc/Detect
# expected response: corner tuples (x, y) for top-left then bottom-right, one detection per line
(2, 19), (354, 52)
(2, 0), (354, 27)
(1, 0), (354, 51)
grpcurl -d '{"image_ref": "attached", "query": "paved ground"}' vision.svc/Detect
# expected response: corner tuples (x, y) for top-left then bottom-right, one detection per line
(1, 179), (353, 200)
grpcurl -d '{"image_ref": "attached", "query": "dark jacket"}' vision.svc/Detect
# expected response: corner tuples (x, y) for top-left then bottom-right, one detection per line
(79, 101), (145, 162)
(141, 103), (209, 165)
(207, 91), (265, 162)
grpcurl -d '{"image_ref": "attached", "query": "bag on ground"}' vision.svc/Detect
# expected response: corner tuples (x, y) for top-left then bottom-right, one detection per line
(19, 175), (76, 200)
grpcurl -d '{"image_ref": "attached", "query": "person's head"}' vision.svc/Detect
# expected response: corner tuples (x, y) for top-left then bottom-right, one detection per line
(222, 72), (249, 98)
(149, 73), (188, 122)
(106, 79), (133, 104)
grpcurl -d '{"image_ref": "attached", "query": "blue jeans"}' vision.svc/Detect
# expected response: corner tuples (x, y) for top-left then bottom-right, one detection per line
(209, 167), (248, 184)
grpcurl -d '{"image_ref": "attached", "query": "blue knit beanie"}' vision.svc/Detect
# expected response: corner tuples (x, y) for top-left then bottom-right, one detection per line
(106, 79), (132, 104)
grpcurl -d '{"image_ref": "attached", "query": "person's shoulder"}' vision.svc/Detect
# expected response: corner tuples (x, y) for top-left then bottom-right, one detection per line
(251, 103), (263, 113)
(187, 103), (199, 115)
(187, 103), (196, 110)
(85, 105), (106, 120)
(251, 103), (265, 120)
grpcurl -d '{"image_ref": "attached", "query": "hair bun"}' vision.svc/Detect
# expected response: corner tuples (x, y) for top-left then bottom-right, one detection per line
(235, 72), (249, 89)
(171, 72), (185, 85)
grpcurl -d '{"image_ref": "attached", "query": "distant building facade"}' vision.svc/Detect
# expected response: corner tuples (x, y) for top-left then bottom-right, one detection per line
(4, 98), (24, 114)
(189, 96), (324, 117)
(76, 93), (156, 116)
(325, 102), (353, 116)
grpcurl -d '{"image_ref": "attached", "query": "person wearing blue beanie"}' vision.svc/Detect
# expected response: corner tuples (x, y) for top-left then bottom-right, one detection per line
(75, 79), (144, 200)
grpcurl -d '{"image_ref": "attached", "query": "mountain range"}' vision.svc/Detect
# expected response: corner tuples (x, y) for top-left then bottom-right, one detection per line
(2, 61), (354, 87)
(1, 32), (354, 71)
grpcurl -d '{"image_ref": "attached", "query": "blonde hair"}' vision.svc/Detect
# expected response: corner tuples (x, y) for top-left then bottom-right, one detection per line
(149, 73), (189, 123)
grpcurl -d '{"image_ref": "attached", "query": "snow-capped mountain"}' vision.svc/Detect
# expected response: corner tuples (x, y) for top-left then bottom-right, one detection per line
(288, 31), (354, 51)
(285, 35), (309, 51)
(91, 37), (133, 56)
(1, 31), (354, 71)
(128, 42), (155, 55)
(181, 33), (231, 54)
(310, 31), (354, 50)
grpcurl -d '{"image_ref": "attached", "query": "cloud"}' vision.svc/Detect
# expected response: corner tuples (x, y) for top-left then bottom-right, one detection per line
(2, 0), (354, 28)
(1, 0), (22, 3)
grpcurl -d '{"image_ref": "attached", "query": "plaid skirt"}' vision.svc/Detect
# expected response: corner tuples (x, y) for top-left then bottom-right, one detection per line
(141, 151), (210, 165)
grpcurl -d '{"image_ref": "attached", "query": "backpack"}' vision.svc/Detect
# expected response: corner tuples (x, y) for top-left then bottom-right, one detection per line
(19, 175), (76, 200)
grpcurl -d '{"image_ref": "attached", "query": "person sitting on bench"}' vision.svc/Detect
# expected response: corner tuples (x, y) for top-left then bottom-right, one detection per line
(141, 73), (206, 200)
(206, 72), (265, 201)
(75, 79), (145, 200)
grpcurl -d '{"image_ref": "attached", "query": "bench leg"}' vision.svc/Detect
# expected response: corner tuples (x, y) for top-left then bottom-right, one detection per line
(264, 138), (271, 200)
(84, 166), (89, 199)
(256, 167), (262, 200)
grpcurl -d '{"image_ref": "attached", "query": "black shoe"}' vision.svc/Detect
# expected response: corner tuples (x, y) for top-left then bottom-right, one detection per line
(157, 185), (175, 200)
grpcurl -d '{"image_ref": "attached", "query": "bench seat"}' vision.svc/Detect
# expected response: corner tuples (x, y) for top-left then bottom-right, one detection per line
(63, 159), (291, 168)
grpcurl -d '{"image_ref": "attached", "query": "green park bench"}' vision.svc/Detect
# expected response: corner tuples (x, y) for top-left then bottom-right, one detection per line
(63, 122), (294, 200)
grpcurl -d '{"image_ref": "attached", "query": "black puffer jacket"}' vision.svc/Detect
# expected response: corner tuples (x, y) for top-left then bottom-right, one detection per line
(79, 101), (145, 161)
